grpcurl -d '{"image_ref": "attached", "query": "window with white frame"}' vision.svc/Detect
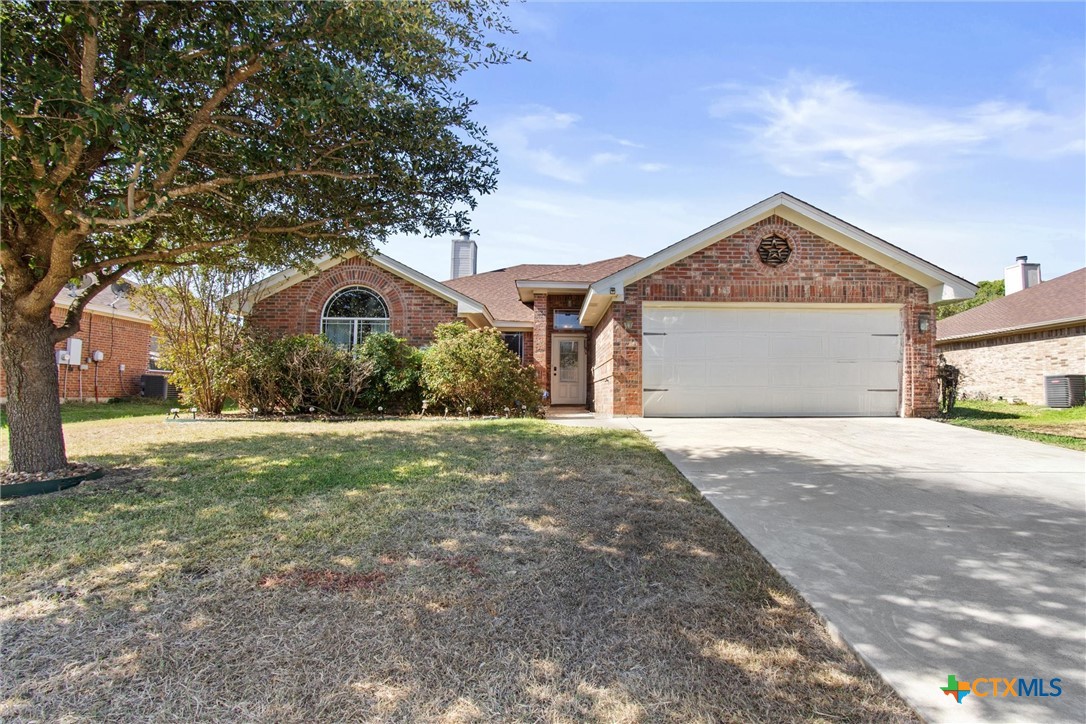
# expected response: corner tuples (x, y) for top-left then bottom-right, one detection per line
(553, 310), (583, 330)
(320, 286), (390, 349)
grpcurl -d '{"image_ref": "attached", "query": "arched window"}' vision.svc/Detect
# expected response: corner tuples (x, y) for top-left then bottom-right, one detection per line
(320, 287), (390, 349)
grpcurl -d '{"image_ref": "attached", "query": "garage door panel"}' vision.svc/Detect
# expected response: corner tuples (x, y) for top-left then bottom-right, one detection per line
(642, 306), (902, 417)
(769, 334), (825, 358)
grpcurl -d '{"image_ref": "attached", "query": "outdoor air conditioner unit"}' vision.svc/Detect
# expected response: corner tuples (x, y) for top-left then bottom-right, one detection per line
(141, 374), (179, 401)
(1044, 375), (1085, 408)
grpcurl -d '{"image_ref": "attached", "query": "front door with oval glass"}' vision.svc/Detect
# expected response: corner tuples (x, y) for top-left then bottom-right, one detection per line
(550, 335), (586, 405)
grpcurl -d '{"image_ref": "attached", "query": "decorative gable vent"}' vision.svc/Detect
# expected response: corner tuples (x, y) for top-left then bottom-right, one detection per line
(757, 234), (793, 267)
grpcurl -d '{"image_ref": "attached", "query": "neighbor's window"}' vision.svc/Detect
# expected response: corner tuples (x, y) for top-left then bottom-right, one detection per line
(553, 310), (583, 330)
(321, 286), (390, 349)
(148, 335), (169, 371)
(501, 332), (524, 360)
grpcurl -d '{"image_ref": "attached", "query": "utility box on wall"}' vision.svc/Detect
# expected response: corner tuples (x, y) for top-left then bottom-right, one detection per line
(1044, 375), (1086, 408)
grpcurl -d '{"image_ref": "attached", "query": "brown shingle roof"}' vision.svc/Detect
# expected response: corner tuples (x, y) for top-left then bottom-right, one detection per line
(444, 264), (569, 323)
(53, 278), (150, 322)
(527, 255), (642, 283)
(443, 255), (643, 324)
(937, 268), (1086, 341)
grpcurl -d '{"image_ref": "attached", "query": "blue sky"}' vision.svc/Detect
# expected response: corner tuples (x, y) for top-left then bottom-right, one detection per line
(383, 1), (1086, 286)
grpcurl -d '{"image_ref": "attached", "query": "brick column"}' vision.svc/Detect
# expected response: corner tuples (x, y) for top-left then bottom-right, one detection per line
(532, 292), (549, 394)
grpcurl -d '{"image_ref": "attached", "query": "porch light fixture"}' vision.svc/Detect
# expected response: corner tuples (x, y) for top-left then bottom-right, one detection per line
(918, 313), (931, 333)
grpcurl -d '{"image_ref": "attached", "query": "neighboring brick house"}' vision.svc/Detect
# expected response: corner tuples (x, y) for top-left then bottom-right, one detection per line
(241, 193), (976, 418)
(936, 267), (1086, 405)
(0, 282), (155, 402)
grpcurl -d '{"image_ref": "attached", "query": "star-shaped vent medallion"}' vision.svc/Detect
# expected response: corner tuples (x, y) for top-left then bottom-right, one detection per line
(757, 234), (792, 267)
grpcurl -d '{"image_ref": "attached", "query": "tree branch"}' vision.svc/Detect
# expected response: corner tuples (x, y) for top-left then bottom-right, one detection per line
(151, 56), (265, 193)
(126, 149), (145, 217)
(73, 235), (251, 275)
(52, 264), (133, 343)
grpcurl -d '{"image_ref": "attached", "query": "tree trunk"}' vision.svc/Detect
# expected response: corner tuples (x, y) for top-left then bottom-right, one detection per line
(1, 304), (68, 473)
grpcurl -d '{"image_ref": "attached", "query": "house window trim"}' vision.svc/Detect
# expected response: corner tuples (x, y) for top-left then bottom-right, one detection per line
(320, 286), (391, 349)
(552, 309), (584, 331)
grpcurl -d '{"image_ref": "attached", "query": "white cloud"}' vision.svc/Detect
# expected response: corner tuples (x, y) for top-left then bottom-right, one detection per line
(712, 73), (1084, 196)
(638, 162), (668, 173)
(490, 107), (654, 183)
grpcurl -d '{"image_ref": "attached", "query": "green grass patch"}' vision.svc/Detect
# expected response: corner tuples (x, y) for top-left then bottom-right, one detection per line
(1, 417), (915, 722)
(945, 399), (1086, 451)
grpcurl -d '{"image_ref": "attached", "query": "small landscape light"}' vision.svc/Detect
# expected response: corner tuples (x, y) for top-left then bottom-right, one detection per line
(309, 406), (316, 413)
(190, 407), (197, 419)
(466, 406), (472, 418)
(504, 406), (510, 417)
(168, 407), (180, 420)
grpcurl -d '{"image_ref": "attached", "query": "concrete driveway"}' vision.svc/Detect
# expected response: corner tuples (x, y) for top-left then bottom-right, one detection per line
(630, 418), (1085, 723)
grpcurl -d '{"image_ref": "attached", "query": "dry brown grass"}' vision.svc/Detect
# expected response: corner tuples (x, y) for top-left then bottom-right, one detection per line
(1, 416), (917, 722)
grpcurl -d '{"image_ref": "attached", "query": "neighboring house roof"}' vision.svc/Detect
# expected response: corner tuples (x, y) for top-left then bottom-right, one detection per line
(936, 267), (1086, 342)
(54, 278), (151, 324)
(581, 192), (978, 325)
(443, 256), (642, 326)
(232, 251), (491, 324)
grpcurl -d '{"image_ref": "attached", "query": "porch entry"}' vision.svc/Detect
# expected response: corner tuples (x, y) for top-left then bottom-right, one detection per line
(550, 334), (586, 405)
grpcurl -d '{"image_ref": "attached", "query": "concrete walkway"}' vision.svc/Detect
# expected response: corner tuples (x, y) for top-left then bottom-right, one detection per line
(630, 418), (1085, 723)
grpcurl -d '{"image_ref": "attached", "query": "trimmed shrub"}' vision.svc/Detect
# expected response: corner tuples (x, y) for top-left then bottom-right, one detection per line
(232, 334), (372, 415)
(356, 333), (423, 413)
(421, 322), (542, 415)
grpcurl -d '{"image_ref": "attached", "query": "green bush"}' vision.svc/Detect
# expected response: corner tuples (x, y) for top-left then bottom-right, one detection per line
(232, 334), (372, 415)
(356, 333), (423, 413)
(421, 322), (542, 415)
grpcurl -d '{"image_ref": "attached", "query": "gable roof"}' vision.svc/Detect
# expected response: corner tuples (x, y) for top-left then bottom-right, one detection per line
(443, 256), (642, 326)
(233, 251), (490, 322)
(444, 264), (569, 324)
(937, 268), (1086, 342)
(580, 192), (977, 325)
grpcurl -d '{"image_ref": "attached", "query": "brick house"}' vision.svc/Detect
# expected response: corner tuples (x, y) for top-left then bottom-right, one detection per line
(937, 266), (1085, 405)
(0, 281), (156, 402)
(240, 193), (976, 417)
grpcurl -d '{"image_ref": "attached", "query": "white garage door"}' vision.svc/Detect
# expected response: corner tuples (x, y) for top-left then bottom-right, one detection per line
(642, 306), (902, 417)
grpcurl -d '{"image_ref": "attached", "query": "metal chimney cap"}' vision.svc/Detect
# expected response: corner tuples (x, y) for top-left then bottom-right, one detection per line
(1016, 255), (1028, 262)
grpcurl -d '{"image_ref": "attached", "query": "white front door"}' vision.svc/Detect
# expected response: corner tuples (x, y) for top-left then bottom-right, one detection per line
(550, 335), (587, 405)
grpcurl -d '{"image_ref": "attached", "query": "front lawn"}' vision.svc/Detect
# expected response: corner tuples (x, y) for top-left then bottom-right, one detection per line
(1, 417), (915, 722)
(0, 399), (176, 427)
(945, 399), (1086, 451)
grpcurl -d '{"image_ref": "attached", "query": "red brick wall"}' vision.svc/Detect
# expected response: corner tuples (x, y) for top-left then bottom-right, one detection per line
(938, 325), (1086, 405)
(0, 307), (152, 401)
(606, 214), (938, 417)
(532, 293), (590, 403)
(247, 256), (458, 347)
(590, 304), (616, 416)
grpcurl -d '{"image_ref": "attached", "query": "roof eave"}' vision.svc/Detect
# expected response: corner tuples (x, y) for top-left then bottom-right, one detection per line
(231, 250), (493, 323)
(53, 298), (152, 324)
(590, 192), (977, 305)
(514, 279), (590, 303)
(936, 316), (1086, 344)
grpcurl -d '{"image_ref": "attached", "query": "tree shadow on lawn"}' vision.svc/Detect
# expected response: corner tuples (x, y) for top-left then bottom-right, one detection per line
(2, 422), (917, 722)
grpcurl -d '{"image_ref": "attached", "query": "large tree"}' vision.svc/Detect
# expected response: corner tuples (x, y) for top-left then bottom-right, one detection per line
(1, 1), (520, 472)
